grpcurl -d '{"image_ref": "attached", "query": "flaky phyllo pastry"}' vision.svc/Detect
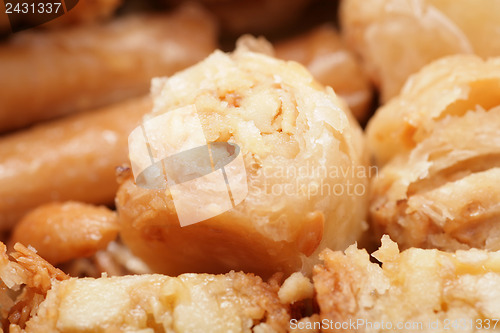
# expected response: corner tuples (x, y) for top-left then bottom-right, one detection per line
(367, 55), (500, 251)
(117, 44), (370, 278)
(0, 241), (300, 332)
(312, 236), (500, 333)
(5, 236), (500, 333)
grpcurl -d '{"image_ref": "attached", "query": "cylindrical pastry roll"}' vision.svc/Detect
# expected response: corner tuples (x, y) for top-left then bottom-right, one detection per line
(0, 96), (152, 231)
(367, 55), (500, 251)
(0, 4), (217, 132)
(275, 24), (373, 122)
(117, 47), (370, 278)
(10, 202), (119, 265)
(341, 0), (500, 102)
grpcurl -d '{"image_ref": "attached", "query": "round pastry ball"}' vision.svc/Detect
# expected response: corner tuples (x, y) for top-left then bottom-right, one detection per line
(341, 0), (500, 102)
(116, 46), (370, 278)
(368, 55), (500, 251)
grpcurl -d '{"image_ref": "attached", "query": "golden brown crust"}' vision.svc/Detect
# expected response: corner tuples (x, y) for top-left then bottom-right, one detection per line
(367, 55), (500, 166)
(20, 271), (290, 332)
(10, 202), (119, 265)
(118, 47), (369, 278)
(1, 239), (291, 332)
(117, 175), (304, 278)
(0, 238), (293, 332)
(0, 4), (217, 132)
(312, 250), (361, 327)
(0, 242), (68, 330)
(313, 236), (500, 333)
(0, 96), (151, 231)
(367, 55), (500, 251)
